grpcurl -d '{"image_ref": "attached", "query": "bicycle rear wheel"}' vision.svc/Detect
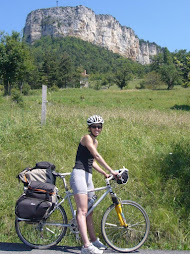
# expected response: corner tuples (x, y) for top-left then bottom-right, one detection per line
(101, 200), (150, 253)
(15, 205), (67, 249)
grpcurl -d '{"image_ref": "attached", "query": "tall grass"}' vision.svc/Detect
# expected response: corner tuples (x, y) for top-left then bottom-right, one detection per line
(0, 88), (189, 249)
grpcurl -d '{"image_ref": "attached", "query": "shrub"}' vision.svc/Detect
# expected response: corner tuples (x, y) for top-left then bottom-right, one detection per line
(182, 81), (190, 88)
(140, 71), (166, 90)
(49, 85), (59, 91)
(11, 88), (24, 106)
(136, 80), (146, 89)
(0, 85), (4, 92)
(22, 83), (31, 95)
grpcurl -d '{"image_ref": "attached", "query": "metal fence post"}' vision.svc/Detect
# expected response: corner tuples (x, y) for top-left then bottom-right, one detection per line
(41, 85), (47, 125)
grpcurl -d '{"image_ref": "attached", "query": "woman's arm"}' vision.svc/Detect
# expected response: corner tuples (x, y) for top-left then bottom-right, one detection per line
(92, 161), (109, 178)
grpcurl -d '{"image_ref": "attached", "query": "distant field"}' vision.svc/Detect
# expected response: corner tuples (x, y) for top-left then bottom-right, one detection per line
(0, 87), (189, 250)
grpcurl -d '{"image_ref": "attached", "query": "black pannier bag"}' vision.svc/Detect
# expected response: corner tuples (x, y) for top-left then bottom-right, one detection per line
(17, 161), (56, 186)
(26, 181), (58, 204)
(15, 195), (52, 220)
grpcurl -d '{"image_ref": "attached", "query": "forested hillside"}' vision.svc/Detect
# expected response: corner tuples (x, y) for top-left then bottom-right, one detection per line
(0, 32), (190, 95)
(32, 36), (144, 74)
(30, 36), (146, 89)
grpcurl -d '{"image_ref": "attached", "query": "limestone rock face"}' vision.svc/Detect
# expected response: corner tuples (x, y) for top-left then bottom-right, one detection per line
(24, 5), (162, 64)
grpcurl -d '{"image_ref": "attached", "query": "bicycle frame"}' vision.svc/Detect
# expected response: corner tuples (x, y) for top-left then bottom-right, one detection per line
(87, 185), (112, 216)
(50, 176), (112, 223)
(47, 171), (127, 231)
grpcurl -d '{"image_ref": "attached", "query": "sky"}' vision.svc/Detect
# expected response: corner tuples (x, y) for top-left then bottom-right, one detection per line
(0, 0), (189, 52)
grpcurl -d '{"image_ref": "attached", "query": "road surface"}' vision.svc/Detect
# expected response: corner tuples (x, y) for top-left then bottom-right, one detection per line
(0, 243), (189, 254)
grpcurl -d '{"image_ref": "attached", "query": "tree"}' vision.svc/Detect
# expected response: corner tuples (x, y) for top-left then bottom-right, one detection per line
(174, 50), (190, 88)
(163, 47), (173, 65)
(72, 67), (83, 88)
(151, 48), (182, 90)
(114, 59), (133, 89)
(57, 53), (73, 88)
(102, 73), (114, 89)
(160, 64), (181, 90)
(151, 53), (164, 72)
(40, 51), (58, 87)
(0, 32), (34, 95)
(114, 69), (132, 89)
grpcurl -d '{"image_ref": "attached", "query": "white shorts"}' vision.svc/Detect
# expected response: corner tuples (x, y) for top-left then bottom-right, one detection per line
(70, 168), (95, 199)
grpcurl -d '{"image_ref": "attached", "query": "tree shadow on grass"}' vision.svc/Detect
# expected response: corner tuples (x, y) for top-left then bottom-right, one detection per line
(170, 104), (190, 111)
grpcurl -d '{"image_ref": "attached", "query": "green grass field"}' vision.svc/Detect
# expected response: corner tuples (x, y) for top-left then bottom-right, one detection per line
(0, 87), (189, 250)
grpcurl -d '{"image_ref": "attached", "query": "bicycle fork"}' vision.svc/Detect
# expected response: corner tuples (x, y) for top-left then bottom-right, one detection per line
(111, 192), (128, 227)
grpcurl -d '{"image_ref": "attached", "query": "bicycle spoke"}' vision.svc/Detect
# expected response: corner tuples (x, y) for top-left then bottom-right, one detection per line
(45, 227), (56, 234)
(105, 223), (117, 227)
(129, 220), (146, 228)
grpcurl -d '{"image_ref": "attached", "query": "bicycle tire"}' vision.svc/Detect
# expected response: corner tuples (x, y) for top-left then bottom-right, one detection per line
(101, 200), (150, 253)
(15, 204), (68, 249)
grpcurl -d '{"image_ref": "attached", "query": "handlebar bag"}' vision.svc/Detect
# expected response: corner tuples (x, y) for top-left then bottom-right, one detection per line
(26, 181), (58, 204)
(117, 169), (129, 184)
(15, 195), (52, 220)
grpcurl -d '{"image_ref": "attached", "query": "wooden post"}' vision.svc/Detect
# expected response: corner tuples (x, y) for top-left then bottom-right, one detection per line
(41, 85), (47, 125)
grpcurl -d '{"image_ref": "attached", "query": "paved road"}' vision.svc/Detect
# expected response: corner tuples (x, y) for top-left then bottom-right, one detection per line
(0, 243), (189, 254)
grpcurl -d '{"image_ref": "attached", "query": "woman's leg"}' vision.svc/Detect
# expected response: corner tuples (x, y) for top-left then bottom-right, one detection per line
(86, 211), (96, 242)
(85, 171), (97, 242)
(74, 193), (90, 247)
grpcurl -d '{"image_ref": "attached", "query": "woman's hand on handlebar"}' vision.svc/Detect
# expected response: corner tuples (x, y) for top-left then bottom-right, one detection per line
(104, 173), (110, 178)
(106, 170), (119, 180)
(112, 171), (120, 180)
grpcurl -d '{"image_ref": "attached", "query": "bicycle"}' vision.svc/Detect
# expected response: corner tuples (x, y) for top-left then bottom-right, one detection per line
(15, 167), (150, 252)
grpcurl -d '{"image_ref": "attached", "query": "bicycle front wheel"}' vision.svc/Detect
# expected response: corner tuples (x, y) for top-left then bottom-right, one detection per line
(101, 200), (150, 253)
(15, 205), (67, 249)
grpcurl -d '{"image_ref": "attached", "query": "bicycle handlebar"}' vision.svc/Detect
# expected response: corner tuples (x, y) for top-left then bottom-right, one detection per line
(105, 167), (129, 184)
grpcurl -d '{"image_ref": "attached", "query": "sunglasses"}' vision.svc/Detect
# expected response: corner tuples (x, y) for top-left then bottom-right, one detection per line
(90, 125), (102, 129)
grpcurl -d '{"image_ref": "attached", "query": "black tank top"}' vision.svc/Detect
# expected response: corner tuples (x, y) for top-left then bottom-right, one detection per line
(74, 143), (94, 174)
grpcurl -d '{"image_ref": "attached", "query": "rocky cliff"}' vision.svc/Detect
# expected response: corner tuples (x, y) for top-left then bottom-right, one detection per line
(23, 5), (162, 64)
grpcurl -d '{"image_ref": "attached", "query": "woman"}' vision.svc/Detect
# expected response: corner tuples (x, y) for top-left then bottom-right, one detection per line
(70, 115), (118, 254)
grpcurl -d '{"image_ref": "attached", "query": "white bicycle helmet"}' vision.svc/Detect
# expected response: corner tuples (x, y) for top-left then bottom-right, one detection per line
(87, 115), (104, 126)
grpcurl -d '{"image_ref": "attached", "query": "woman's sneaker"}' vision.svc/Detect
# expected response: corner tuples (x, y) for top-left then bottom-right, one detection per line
(81, 243), (103, 254)
(92, 238), (107, 250)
